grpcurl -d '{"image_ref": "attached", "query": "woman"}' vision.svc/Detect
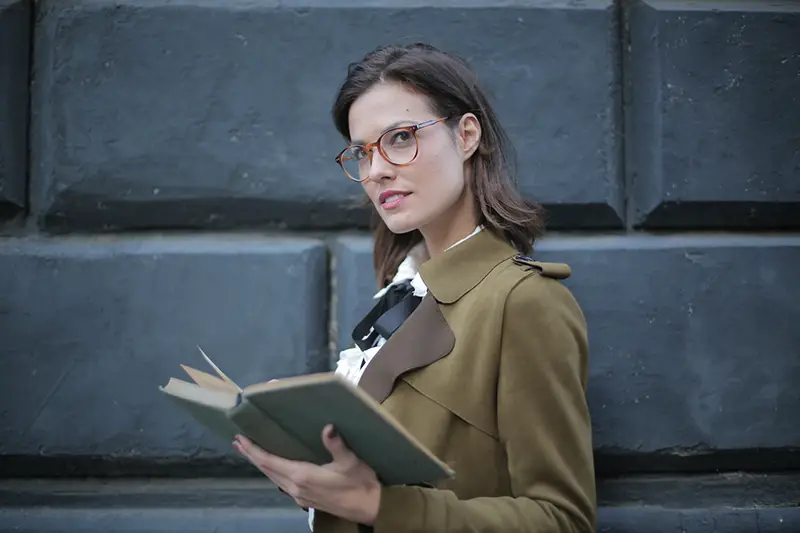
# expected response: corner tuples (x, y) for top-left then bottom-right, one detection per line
(233, 42), (596, 533)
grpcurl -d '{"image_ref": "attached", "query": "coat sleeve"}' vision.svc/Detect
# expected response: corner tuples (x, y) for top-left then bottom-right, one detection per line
(370, 275), (596, 533)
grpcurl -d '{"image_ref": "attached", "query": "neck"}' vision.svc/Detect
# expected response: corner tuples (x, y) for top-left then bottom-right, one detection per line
(420, 193), (478, 258)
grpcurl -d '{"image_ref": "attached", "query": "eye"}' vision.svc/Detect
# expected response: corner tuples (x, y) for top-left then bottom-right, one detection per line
(388, 130), (413, 146)
(348, 147), (368, 161)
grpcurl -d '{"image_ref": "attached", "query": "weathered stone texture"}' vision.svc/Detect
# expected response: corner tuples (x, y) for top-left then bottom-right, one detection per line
(0, 0), (30, 215)
(0, 235), (328, 460)
(1, 479), (798, 533)
(626, 1), (800, 228)
(597, 506), (800, 533)
(30, 0), (622, 232)
(5, 0), (799, 528)
(535, 234), (800, 459)
(2, 474), (799, 532)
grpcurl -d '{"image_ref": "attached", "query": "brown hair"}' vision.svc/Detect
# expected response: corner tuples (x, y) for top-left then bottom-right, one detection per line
(331, 43), (545, 287)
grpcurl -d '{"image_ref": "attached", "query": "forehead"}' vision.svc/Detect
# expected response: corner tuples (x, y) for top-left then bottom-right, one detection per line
(348, 82), (433, 142)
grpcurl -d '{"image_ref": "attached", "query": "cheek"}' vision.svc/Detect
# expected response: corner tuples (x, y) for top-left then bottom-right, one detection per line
(417, 149), (465, 198)
(361, 182), (378, 202)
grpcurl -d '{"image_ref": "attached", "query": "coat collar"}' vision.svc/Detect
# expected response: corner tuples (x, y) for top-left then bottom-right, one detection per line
(358, 229), (515, 403)
(357, 229), (573, 403)
(420, 228), (518, 304)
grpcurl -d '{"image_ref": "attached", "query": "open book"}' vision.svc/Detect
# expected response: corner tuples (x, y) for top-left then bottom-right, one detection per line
(159, 347), (454, 486)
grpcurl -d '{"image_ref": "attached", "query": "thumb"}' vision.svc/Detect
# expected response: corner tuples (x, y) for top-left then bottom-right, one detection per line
(321, 424), (355, 464)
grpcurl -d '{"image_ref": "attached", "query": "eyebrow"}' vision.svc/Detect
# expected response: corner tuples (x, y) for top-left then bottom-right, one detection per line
(350, 120), (415, 146)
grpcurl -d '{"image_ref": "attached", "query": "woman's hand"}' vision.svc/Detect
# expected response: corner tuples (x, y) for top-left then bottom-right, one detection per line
(232, 424), (382, 525)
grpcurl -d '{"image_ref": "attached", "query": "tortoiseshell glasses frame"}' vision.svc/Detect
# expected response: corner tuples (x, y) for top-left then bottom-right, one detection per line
(334, 117), (451, 182)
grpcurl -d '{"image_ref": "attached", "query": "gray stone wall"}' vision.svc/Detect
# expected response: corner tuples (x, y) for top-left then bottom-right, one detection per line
(1, 0), (798, 531)
(0, 0), (30, 216)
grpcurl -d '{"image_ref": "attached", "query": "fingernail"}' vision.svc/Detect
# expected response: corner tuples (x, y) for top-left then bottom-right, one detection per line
(329, 426), (338, 438)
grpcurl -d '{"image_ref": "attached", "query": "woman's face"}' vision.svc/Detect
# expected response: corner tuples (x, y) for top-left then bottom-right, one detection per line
(347, 82), (479, 236)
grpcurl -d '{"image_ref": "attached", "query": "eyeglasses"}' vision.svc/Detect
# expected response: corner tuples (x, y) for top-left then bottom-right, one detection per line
(335, 117), (451, 182)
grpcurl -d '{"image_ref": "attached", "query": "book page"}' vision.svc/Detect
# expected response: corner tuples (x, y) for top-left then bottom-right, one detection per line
(160, 378), (239, 409)
(197, 346), (242, 392)
(181, 364), (239, 393)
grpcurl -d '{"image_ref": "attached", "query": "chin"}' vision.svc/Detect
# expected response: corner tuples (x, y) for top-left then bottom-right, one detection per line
(380, 213), (421, 235)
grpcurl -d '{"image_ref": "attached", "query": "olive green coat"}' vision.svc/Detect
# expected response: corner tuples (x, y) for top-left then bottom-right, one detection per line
(314, 229), (596, 533)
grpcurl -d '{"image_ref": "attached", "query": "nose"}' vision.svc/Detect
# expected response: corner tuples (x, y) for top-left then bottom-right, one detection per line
(365, 148), (396, 183)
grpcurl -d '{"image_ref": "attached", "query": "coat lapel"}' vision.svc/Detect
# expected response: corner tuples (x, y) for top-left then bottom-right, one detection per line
(358, 293), (455, 403)
(358, 229), (519, 404)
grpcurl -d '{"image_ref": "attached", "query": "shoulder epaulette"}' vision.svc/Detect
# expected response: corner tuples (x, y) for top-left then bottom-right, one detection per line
(512, 254), (571, 280)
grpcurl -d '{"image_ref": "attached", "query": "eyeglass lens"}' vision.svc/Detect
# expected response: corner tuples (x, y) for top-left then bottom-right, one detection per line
(340, 128), (418, 181)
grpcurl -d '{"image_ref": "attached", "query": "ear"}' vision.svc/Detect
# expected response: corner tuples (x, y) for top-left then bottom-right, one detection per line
(457, 113), (481, 161)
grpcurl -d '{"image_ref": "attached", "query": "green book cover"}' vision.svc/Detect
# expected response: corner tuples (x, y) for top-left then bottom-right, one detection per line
(159, 348), (455, 486)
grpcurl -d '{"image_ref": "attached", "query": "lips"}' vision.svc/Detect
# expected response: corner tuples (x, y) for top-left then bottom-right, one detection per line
(378, 190), (411, 205)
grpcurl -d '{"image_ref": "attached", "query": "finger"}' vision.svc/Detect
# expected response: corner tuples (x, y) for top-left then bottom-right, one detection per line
(235, 436), (325, 494)
(235, 435), (297, 472)
(321, 424), (358, 467)
(233, 439), (277, 476)
(233, 439), (260, 466)
(261, 467), (295, 491)
(295, 497), (312, 510)
(232, 438), (289, 480)
(233, 439), (301, 496)
(266, 465), (322, 506)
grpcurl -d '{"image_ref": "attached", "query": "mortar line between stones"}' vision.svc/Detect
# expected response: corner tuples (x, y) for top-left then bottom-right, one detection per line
(617, 0), (631, 233)
(23, 0), (35, 222)
(326, 239), (338, 371)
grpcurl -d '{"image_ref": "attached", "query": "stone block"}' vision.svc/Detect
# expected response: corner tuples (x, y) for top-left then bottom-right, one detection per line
(334, 234), (800, 470)
(597, 472), (800, 509)
(0, 508), (312, 533)
(1, 476), (798, 533)
(538, 234), (800, 470)
(0, 0), (30, 215)
(333, 236), (377, 353)
(625, 1), (800, 229)
(1, 506), (798, 533)
(0, 235), (328, 467)
(31, 0), (622, 232)
(597, 506), (800, 533)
